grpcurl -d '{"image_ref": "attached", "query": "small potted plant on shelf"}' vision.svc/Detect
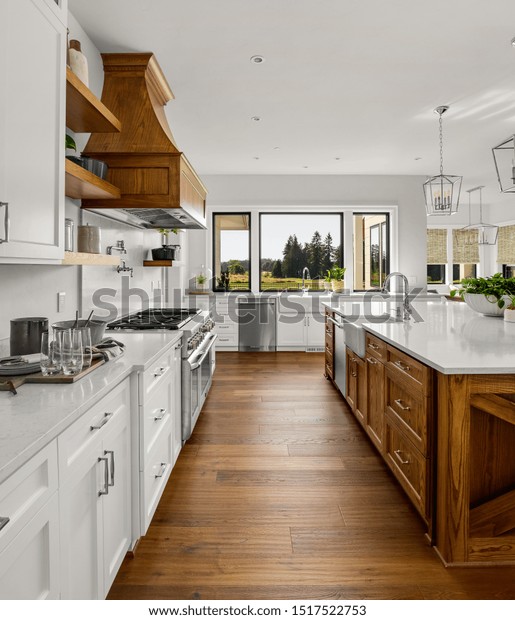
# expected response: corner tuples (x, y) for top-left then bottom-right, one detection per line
(450, 273), (515, 317)
(151, 228), (181, 261)
(329, 265), (346, 293)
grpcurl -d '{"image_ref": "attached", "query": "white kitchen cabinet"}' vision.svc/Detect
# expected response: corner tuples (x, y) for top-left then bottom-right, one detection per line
(171, 340), (183, 465)
(0, 441), (60, 600)
(59, 378), (131, 600)
(137, 342), (181, 536)
(214, 299), (239, 349)
(277, 312), (325, 350)
(0, 0), (66, 262)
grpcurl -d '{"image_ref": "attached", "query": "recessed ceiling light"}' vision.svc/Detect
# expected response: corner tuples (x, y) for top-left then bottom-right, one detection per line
(254, 157), (260, 160)
(251, 116), (261, 122)
(273, 146), (280, 150)
(335, 157), (341, 161)
(414, 157), (422, 161)
(511, 37), (515, 46)
(250, 55), (265, 64)
(303, 166), (309, 169)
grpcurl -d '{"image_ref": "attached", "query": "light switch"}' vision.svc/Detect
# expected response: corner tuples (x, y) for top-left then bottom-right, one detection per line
(57, 292), (66, 313)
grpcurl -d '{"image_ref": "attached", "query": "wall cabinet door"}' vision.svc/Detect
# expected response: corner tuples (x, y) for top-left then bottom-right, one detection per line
(366, 355), (385, 452)
(0, 0), (65, 262)
(0, 492), (60, 600)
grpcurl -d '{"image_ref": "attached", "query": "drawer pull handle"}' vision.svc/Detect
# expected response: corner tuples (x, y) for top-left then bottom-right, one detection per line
(0, 517), (10, 532)
(366, 357), (377, 365)
(394, 398), (411, 411)
(351, 372), (357, 378)
(155, 462), (168, 478)
(153, 366), (167, 377)
(154, 408), (167, 421)
(368, 342), (379, 350)
(394, 360), (411, 372)
(105, 450), (115, 487)
(98, 456), (109, 496)
(90, 412), (113, 431)
(394, 449), (410, 465)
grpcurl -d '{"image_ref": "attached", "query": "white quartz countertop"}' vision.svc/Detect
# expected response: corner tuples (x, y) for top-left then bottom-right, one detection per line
(0, 332), (182, 485)
(323, 299), (515, 375)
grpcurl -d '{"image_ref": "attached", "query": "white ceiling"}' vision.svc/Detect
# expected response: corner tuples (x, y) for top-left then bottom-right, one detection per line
(69, 0), (515, 209)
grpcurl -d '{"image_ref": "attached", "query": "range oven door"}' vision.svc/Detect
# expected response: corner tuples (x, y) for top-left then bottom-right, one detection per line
(182, 333), (217, 442)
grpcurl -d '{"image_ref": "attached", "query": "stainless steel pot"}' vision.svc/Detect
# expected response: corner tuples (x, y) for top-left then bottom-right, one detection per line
(10, 317), (49, 355)
(52, 319), (107, 345)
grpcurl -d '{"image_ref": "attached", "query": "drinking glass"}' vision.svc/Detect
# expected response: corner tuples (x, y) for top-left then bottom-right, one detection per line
(81, 327), (92, 368)
(61, 329), (83, 376)
(40, 330), (62, 376)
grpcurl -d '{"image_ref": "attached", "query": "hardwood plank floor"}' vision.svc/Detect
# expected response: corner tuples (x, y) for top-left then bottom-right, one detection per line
(108, 352), (515, 600)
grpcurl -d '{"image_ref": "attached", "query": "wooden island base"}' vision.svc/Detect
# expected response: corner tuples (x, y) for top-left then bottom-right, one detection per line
(436, 374), (515, 566)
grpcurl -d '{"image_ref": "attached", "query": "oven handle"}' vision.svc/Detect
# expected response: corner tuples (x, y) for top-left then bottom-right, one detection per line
(188, 334), (217, 371)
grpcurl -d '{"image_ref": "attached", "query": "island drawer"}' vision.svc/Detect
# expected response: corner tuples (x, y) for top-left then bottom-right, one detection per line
(385, 414), (429, 521)
(365, 333), (387, 362)
(142, 348), (174, 398)
(385, 370), (429, 455)
(217, 333), (238, 347)
(386, 345), (431, 395)
(141, 377), (173, 463)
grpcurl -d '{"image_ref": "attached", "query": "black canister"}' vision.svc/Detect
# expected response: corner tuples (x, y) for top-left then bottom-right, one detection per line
(10, 317), (49, 355)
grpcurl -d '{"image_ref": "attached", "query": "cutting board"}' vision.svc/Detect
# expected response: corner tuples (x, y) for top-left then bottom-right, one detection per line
(0, 358), (105, 394)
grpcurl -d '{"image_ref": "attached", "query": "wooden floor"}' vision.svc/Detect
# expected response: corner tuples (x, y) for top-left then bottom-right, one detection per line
(108, 352), (515, 600)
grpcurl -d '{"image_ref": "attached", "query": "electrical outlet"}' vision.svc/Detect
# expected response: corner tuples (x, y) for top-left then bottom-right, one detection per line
(57, 292), (66, 313)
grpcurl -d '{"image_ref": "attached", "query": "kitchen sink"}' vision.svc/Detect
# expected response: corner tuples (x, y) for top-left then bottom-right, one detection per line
(343, 314), (402, 358)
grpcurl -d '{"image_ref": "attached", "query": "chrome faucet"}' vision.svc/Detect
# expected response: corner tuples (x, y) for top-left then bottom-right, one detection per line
(381, 272), (412, 320)
(301, 267), (311, 293)
(107, 240), (127, 255)
(117, 260), (133, 277)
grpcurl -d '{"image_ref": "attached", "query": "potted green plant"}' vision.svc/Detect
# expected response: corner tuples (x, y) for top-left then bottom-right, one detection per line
(323, 271), (332, 291)
(450, 273), (515, 316)
(329, 265), (346, 293)
(151, 228), (181, 261)
(196, 273), (208, 290)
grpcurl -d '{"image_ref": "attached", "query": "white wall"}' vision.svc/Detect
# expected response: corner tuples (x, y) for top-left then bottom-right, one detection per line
(193, 174), (428, 291)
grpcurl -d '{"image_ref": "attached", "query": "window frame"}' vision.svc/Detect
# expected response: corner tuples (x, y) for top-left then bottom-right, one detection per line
(212, 211), (252, 292)
(352, 212), (391, 291)
(258, 211), (344, 292)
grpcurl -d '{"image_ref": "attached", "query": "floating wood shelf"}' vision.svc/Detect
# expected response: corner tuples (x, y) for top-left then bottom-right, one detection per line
(66, 67), (121, 133)
(143, 260), (173, 267)
(61, 252), (121, 266)
(65, 159), (121, 200)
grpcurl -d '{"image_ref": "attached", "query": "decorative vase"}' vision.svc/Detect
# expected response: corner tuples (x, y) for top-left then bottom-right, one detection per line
(331, 280), (344, 293)
(463, 293), (511, 317)
(504, 307), (515, 323)
(69, 39), (89, 87)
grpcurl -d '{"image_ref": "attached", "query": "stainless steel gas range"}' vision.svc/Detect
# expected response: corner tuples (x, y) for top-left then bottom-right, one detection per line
(108, 308), (216, 442)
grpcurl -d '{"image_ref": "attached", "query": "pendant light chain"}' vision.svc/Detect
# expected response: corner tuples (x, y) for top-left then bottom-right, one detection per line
(439, 112), (444, 176)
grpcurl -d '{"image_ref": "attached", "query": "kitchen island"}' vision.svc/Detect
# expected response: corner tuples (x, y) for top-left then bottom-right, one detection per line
(324, 298), (515, 566)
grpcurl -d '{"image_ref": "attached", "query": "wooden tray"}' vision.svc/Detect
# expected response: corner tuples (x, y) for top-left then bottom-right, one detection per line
(0, 358), (105, 394)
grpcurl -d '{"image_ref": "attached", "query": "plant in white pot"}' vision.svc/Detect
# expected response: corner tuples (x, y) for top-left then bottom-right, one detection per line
(450, 273), (515, 317)
(329, 265), (346, 293)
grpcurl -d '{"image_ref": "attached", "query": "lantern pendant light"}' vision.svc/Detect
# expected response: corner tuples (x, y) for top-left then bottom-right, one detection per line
(460, 186), (498, 246)
(492, 135), (515, 193)
(423, 105), (462, 216)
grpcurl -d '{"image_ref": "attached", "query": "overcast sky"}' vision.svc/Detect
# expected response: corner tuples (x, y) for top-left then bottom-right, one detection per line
(221, 214), (342, 262)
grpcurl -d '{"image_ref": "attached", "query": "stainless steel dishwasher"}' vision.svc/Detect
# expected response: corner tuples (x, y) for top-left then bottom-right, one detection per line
(237, 298), (277, 351)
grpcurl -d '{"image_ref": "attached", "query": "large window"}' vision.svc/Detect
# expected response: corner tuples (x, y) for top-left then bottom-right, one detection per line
(259, 213), (343, 291)
(427, 227), (479, 285)
(353, 214), (390, 290)
(212, 213), (251, 291)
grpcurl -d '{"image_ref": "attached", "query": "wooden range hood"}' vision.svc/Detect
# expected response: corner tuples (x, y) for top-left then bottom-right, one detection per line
(82, 53), (207, 229)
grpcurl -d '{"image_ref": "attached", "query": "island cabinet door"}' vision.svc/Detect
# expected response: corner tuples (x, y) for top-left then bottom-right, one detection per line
(345, 348), (357, 411)
(355, 355), (367, 428)
(365, 355), (385, 453)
